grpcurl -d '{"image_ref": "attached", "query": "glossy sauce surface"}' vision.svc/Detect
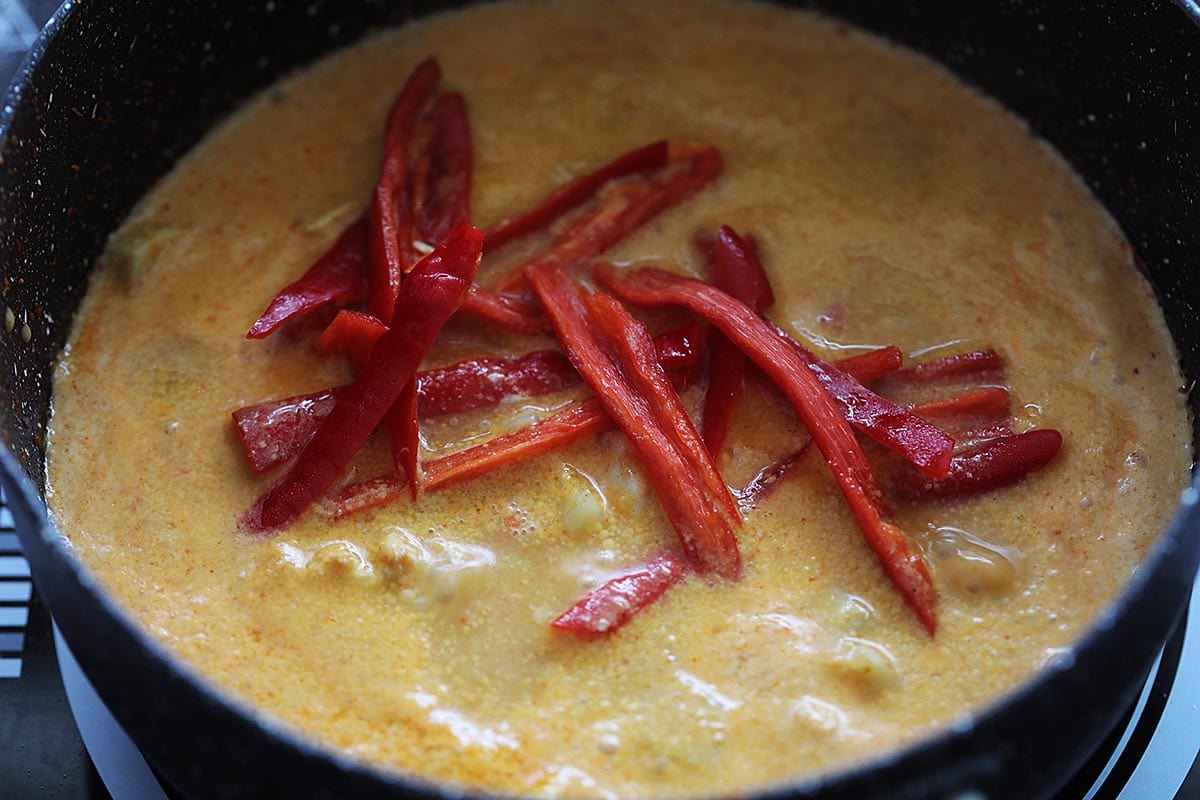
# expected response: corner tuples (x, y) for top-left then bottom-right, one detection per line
(45, 1), (1192, 797)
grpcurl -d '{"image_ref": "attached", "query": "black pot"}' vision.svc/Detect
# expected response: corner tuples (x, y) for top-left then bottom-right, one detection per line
(2, 2), (1198, 799)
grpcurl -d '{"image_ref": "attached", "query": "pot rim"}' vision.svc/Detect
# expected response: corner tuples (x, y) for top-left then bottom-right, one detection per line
(2, 2), (1199, 799)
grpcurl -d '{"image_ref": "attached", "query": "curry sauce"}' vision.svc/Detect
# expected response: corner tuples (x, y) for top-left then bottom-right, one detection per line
(45, 1), (1192, 797)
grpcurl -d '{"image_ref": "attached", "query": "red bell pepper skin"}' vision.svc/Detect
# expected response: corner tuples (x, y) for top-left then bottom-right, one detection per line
(389, 378), (421, 500)
(235, 320), (708, 475)
(734, 347), (906, 512)
(909, 388), (1012, 446)
(889, 348), (1005, 386)
(243, 222), (483, 533)
(329, 397), (613, 518)
(833, 346), (904, 384)
(484, 140), (670, 251)
(367, 58), (441, 320)
(595, 263), (936, 633)
(231, 388), (340, 474)
(315, 309), (388, 367)
(246, 216), (368, 339)
(492, 145), (724, 294)
(777, 329), (954, 479)
(584, 292), (741, 524)
(700, 226), (775, 457)
(458, 287), (551, 334)
(550, 551), (690, 638)
(413, 92), (473, 248)
(736, 445), (811, 512)
(893, 428), (1063, 499)
(527, 264), (741, 579)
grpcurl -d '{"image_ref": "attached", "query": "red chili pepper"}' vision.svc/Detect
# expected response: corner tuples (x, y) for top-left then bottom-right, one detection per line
(595, 263), (936, 633)
(893, 429), (1063, 499)
(412, 92), (473, 249)
(242, 222), (483, 533)
(484, 140), (670, 251)
(699, 226), (775, 457)
(246, 217), (368, 339)
(367, 58), (441, 320)
(492, 145), (724, 294)
(551, 552), (690, 638)
(231, 388), (341, 474)
(527, 264), (741, 579)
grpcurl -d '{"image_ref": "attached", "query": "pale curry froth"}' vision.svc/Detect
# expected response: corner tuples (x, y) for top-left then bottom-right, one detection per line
(45, 1), (1191, 797)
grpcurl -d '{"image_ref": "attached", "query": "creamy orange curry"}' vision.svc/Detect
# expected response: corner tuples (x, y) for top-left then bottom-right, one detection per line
(45, 1), (1192, 797)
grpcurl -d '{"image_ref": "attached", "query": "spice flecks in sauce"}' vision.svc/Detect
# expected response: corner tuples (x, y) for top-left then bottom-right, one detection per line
(45, 1), (1190, 797)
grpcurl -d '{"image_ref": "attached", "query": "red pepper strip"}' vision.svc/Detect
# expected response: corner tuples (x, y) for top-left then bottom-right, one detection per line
(893, 429), (1063, 500)
(595, 264), (936, 632)
(236, 320), (707, 476)
(888, 348), (1005, 386)
(908, 388), (1013, 446)
(834, 346), (904, 384)
(735, 349), (906, 512)
(246, 217), (368, 339)
(367, 58), (441, 320)
(243, 222), (483, 533)
(492, 145), (724, 294)
(484, 140), (670, 251)
(315, 309), (388, 367)
(551, 551), (690, 638)
(527, 265), (741, 579)
(413, 92), (473, 249)
(737, 445), (812, 513)
(388, 379), (422, 500)
(700, 226), (775, 456)
(774, 329), (954, 479)
(458, 287), (550, 334)
(231, 389), (341, 474)
(584, 291), (741, 523)
(329, 398), (612, 517)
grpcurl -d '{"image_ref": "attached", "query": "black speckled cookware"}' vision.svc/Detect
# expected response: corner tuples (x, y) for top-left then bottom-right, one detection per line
(1, 2), (1198, 798)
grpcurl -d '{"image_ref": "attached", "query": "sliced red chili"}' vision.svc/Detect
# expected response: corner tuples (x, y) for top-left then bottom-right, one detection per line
(484, 140), (670, 251)
(893, 429), (1063, 499)
(527, 264), (741, 579)
(492, 145), (724, 294)
(699, 226), (775, 456)
(367, 58), (441, 320)
(551, 551), (690, 638)
(596, 263), (936, 633)
(388, 379), (421, 500)
(242, 222), (483, 533)
(246, 216), (368, 339)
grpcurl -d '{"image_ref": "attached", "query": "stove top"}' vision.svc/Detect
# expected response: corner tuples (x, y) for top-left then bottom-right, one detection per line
(1, 0), (1199, 798)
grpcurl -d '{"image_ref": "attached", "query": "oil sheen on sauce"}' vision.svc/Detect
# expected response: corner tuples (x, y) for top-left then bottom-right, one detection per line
(44, 1), (1192, 797)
